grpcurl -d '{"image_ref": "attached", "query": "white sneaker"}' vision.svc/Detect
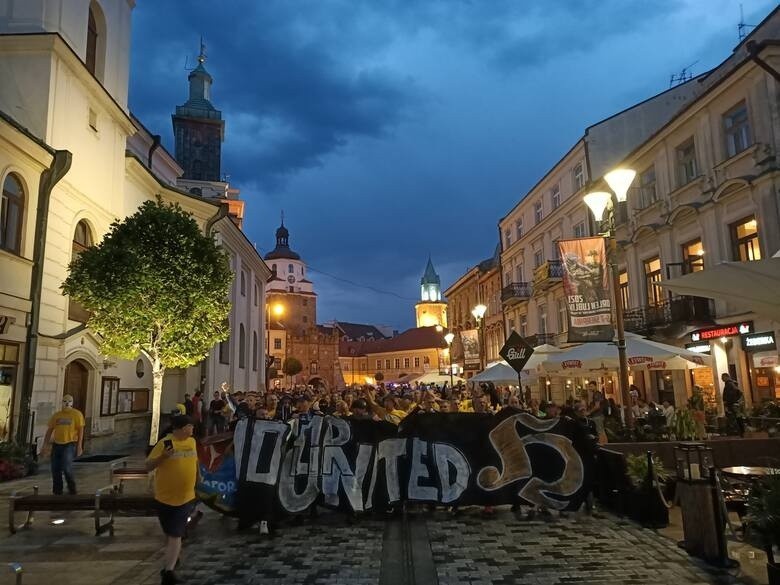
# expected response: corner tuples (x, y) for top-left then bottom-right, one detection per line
(259, 521), (269, 535)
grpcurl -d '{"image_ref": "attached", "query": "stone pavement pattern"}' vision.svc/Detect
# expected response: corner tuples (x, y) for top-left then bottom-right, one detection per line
(0, 461), (763, 584)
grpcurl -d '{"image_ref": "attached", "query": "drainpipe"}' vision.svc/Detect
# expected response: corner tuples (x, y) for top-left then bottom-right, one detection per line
(147, 134), (161, 169)
(16, 150), (73, 445)
(746, 41), (780, 83)
(199, 204), (230, 395)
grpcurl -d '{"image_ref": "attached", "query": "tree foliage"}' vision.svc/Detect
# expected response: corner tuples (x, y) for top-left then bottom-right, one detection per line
(62, 199), (232, 444)
(62, 199), (232, 367)
(282, 357), (303, 377)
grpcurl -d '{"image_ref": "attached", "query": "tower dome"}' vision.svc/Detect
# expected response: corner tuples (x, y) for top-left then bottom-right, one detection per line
(264, 215), (301, 261)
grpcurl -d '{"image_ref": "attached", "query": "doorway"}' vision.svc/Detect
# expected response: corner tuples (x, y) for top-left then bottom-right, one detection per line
(63, 360), (90, 414)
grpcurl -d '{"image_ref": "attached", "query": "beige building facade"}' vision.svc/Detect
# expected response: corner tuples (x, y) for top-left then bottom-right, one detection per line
(0, 0), (270, 451)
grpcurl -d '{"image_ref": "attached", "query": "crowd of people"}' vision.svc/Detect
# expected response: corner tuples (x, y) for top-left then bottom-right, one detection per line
(180, 380), (615, 444)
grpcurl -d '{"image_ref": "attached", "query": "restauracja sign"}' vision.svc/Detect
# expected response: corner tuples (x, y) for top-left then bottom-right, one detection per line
(690, 321), (753, 342)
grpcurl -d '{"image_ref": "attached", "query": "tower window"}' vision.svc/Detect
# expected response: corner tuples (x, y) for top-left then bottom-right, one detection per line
(288, 264), (294, 274)
(85, 2), (106, 81)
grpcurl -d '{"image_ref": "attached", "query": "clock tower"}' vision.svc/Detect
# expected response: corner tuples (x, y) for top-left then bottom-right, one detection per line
(265, 217), (316, 336)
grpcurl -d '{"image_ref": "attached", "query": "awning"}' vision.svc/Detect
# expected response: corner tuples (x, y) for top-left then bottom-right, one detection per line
(658, 258), (780, 322)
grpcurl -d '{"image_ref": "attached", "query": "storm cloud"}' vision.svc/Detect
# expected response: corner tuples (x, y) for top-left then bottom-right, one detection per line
(130, 0), (776, 329)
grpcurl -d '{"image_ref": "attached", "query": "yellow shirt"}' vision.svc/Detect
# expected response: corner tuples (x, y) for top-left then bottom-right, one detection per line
(458, 400), (474, 413)
(148, 435), (198, 506)
(47, 408), (85, 444)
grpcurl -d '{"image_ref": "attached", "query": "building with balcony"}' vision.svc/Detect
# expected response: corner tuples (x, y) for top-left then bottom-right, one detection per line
(604, 8), (780, 409)
(498, 77), (705, 358)
(444, 247), (503, 377)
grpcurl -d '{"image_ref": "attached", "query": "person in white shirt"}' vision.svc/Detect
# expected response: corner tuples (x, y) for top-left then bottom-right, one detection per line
(662, 400), (675, 427)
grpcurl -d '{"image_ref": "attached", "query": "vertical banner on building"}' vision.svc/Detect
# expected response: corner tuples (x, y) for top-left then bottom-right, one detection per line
(558, 237), (614, 343)
(461, 329), (480, 367)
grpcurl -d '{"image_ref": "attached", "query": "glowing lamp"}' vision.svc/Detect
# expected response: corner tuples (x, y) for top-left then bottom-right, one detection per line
(471, 304), (487, 320)
(604, 168), (636, 203)
(583, 191), (612, 222)
(444, 332), (455, 345)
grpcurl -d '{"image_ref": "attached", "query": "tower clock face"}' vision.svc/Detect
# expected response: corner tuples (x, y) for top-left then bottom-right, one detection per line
(287, 275), (296, 284)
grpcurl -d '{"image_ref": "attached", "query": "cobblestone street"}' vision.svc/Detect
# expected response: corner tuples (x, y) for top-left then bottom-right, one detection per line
(0, 460), (764, 585)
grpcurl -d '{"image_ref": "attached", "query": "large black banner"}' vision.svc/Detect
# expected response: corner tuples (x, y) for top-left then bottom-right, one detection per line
(558, 237), (614, 343)
(197, 411), (594, 518)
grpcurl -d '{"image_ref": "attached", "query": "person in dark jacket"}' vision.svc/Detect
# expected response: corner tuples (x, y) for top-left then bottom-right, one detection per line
(722, 373), (744, 436)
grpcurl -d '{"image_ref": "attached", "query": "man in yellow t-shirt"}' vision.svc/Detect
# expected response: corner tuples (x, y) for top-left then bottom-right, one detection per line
(146, 415), (198, 585)
(43, 394), (85, 495)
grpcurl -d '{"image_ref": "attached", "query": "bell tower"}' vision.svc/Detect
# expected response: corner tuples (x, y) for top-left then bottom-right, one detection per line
(172, 40), (225, 182)
(415, 257), (448, 328)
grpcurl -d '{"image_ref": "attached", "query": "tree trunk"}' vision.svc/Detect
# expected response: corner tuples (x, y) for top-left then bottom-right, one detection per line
(148, 356), (165, 446)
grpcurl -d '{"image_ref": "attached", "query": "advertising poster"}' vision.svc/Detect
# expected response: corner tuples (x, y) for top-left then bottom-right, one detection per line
(558, 237), (614, 343)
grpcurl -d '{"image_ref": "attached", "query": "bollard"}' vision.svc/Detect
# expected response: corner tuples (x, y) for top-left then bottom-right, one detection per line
(8, 562), (23, 585)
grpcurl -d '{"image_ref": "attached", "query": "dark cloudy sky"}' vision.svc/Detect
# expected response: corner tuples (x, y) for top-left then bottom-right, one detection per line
(129, 0), (775, 332)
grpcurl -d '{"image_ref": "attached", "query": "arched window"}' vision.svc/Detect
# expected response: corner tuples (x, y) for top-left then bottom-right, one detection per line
(219, 319), (230, 364)
(271, 264), (277, 275)
(252, 332), (258, 371)
(1, 173), (24, 254)
(69, 220), (94, 322)
(240, 271), (246, 296)
(253, 284), (258, 306)
(86, 2), (106, 81)
(238, 324), (246, 369)
(288, 264), (294, 274)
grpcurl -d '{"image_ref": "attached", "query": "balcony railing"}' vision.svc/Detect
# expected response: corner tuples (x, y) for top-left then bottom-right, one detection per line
(501, 282), (532, 305)
(623, 296), (716, 335)
(532, 260), (563, 291)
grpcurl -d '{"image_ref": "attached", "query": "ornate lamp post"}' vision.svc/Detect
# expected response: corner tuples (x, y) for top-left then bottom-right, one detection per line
(583, 168), (636, 428)
(471, 304), (487, 371)
(444, 332), (455, 387)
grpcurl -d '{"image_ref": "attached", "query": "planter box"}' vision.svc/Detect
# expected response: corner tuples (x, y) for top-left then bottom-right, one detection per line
(626, 486), (669, 528)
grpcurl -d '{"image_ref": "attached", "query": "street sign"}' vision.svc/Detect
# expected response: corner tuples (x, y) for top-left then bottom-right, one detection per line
(499, 331), (535, 374)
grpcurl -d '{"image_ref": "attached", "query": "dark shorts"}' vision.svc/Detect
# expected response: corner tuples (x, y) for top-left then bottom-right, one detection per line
(156, 500), (194, 538)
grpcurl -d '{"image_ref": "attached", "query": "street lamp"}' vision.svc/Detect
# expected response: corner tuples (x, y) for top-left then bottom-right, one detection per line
(471, 304), (487, 371)
(583, 167), (636, 429)
(444, 332), (455, 387)
(265, 302), (284, 391)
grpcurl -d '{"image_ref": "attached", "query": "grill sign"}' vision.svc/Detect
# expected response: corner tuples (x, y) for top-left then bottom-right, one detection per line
(690, 321), (753, 342)
(562, 360), (583, 369)
(742, 331), (776, 352)
(499, 331), (535, 374)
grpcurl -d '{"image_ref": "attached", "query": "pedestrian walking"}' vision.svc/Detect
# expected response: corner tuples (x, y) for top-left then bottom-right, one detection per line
(146, 414), (198, 585)
(42, 394), (85, 495)
(722, 373), (745, 436)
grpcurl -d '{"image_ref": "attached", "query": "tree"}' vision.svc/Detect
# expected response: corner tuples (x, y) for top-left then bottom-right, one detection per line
(62, 199), (232, 445)
(374, 372), (384, 382)
(283, 357), (303, 387)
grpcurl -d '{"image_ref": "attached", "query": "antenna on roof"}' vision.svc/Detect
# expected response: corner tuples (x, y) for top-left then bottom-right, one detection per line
(738, 4), (757, 41)
(669, 61), (698, 88)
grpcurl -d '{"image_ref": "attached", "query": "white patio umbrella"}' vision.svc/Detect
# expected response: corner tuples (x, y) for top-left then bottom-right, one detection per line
(470, 362), (523, 385)
(658, 258), (780, 321)
(537, 334), (709, 374)
(412, 372), (466, 385)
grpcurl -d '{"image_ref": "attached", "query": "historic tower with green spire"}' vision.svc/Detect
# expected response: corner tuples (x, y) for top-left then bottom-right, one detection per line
(415, 256), (448, 328)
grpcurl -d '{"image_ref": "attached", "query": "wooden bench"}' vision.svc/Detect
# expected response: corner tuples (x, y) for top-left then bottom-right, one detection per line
(109, 461), (150, 493)
(8, 485), (157, 536)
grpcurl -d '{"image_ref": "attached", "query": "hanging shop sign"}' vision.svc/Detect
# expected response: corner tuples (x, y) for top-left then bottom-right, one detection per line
(741, 331), (776, 352)
(685, 342), (711, 354)
(499, 331), (535, 374)
(461, 329), (480, 367)
(690, 321), (753, 343)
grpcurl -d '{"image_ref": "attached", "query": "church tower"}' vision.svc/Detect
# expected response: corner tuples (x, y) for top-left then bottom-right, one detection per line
(172, 42), (225, 182)
(415, 257), (448, 328)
